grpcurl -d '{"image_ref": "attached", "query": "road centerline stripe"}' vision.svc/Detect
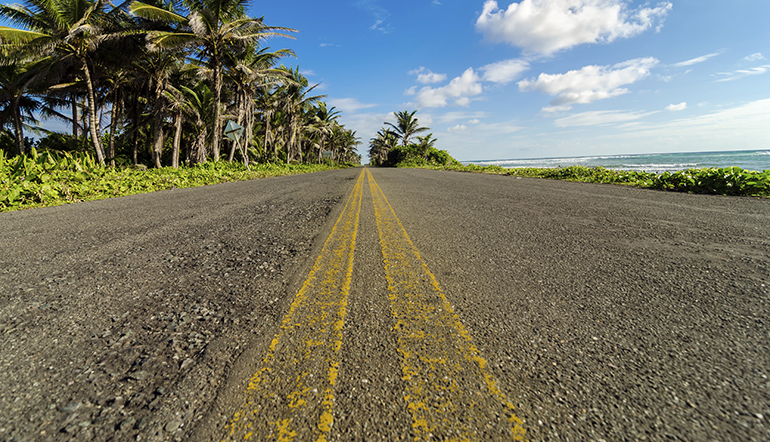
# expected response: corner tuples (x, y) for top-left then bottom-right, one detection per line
(224, 169), (365, 442)
(366, 168), (526, 441)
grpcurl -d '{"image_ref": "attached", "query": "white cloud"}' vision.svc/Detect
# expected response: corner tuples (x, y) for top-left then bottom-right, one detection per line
(433, 111), (487, 123)
(469, 119), (481, 124)
(301, 69), (317, 76)
(617, 99), (770, 147)
(744, 53), (765, 62)
(716, 65), (770, 82)
(478, 120), (524, 134)
(447, 124), (467, 132)
(414, 68), (483, 108)
(356, 0), (390, 32)
(666, 102), (686, 111)
(518, 57), (658, 109)
(554, 110), (657, 127)
(327, 98), (377, 113)
(672, 51), (722, 67)
(338, 111), (396, 148)
(409, 67), (448, 84)
(476, 0), (672, 55)
(480, 59), (530, 84)
(541, 105), (573, 114)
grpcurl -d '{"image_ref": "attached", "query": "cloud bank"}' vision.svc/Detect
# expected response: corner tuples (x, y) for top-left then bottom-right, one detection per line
(480, 59), (530, 84)
(716, 65), (770, 82)
(327, 98), (378, 113)
(666, 102), (687, 111)
(518, 57), (659, 110)
(672, 52), (722, 67)
(476, 0), (672, 55)
(554, 110), (656, 127)
(410, 67), (448, 84)
(410, 68), (483, 108)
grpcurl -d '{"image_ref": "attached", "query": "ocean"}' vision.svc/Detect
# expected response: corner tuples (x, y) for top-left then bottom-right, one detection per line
(466, 150), (770, 174)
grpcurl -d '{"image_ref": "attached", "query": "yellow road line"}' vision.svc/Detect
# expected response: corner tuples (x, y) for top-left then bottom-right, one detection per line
(224, 168), (365, 442)
(366, 169), (526, 441)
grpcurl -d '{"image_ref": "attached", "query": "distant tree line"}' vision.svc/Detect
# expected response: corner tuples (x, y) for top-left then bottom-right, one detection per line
(0, 0), (361, 167)
(369, 110), (457, 167)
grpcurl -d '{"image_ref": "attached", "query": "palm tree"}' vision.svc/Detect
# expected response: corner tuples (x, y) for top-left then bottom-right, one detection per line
(330, 127), (359, 164)
(385, 109), (429, 147)
(162, 66), (201, 168)
(416, 133), (438, 159)
(179, 81), (216, 164)
(275, 66), (324, 163)
(130, 0), (295, 162)
(307, 102), (340, 162)
(0, 0), (124, 164)
(368, 128), (397, 166)
(224, 45), (293, 162)
(0, 62), (40, 155)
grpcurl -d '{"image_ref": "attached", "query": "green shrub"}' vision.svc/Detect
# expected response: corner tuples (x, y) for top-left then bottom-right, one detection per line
(1, 150), (346, 212)
(382, 144), (461, 168)
(406, 161), (770, 198)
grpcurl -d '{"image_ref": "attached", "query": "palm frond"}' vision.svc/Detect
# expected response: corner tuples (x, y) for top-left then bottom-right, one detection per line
(129, 2), (187, 24)
(0, 4), (47, 32)
(0, 27), (50, 45)
(145, 30), (197, 50)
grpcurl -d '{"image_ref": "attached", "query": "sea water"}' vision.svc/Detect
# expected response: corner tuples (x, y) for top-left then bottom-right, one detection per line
(466, 150), (770, 174)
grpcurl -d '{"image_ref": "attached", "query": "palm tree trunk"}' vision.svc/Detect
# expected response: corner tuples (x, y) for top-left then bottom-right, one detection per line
(244, 104), (253, 168)
(266, 111), (274, 158)
(81, 57), (105, 165)
(193, 123), (207, 164)
(318, 134), (326, 162)
(152, 112), (164, 168)
(11, 95), (25, 156)
(171, 110), (182, 168)
(107, 88), (123, 168)
(212, 61), (222, 161)
(287, 120), (296, 163)
(131, 96), (139, 166)
(72, 94), (79, 137)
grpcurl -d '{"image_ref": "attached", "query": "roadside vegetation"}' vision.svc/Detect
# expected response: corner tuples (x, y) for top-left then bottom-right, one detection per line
(1, 148), (347, 212)
(434, 163), (770, 198)
(0, 0), (361, 189)
(368, 110), (460, 168)
(367, 112), (769, 198)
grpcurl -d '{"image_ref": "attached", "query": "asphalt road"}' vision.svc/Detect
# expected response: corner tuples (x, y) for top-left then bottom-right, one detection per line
(1, 167), (768, 441)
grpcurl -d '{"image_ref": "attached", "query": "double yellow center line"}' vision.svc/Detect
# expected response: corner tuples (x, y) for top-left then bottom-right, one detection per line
(225, 168), (525, 441)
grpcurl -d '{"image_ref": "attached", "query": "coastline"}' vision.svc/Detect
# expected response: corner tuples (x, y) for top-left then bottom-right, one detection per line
(464, 149), (770, 174)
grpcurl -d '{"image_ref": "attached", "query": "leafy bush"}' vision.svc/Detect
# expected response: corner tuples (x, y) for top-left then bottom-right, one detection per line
(650, 167), (770, 196)
(410, 162), (770, 198)
(382, 144), (461, 168)
(1, 149), (347, 212)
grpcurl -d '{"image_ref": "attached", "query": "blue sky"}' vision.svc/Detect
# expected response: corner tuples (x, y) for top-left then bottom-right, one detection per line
(252, 0), (770, 161)
(3, 0), (767, 161)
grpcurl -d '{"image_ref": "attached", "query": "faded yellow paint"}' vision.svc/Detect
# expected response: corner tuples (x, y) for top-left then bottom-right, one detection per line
(276, 419), (297, 442)
(223, 168), (528, 441)
(223, 169), (365, 442)
(366, 169), (526, 441)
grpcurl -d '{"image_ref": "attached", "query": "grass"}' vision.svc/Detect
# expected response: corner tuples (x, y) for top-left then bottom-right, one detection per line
(1, 149), (351, 212)
(406, 162), (770, 198)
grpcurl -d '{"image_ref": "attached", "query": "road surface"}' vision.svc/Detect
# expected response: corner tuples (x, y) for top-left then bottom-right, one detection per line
(1, 167), (768, 441)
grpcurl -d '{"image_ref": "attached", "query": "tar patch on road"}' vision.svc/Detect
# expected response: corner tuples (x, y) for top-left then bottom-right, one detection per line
(223, 168), (526, 441)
